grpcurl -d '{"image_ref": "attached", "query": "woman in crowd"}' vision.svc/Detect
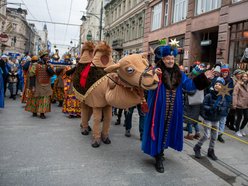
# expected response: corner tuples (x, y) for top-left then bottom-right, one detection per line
(233, 72), (248, 137)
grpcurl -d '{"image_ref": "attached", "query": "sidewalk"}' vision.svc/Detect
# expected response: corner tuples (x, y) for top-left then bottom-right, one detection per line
(182, 121), (248, 186)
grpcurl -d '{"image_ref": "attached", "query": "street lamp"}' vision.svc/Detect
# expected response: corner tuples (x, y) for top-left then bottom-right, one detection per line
(80, 1), (103, 41)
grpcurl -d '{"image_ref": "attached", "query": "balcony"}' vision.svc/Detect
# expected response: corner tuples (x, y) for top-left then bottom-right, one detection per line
(112, 39), (123, 51)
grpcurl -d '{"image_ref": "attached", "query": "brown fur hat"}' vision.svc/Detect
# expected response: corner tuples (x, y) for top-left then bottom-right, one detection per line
(79, 41), (95, 64)
(81, 41), (95, 54)
(93, 41), (112, 56)
(92, 41), (113, 68)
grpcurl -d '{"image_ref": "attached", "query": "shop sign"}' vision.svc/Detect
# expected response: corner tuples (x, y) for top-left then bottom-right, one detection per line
(201, 40), (212, 46)
(0, 33), (9, 43)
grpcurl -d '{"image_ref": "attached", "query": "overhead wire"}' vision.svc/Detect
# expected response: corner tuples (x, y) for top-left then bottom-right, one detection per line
(44, 0), (56, 47)
(20, 0), (38, 20)
(63, 0), (74, 45)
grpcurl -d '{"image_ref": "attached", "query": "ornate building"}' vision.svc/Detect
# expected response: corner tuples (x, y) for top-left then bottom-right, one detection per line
(104, 0), (147, 61)
(3, 7), (36, 55)
(80, 0), (109, 43)
(144, 0), (248, 71)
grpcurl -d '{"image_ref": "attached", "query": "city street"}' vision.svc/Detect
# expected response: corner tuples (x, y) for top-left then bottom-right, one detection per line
(0, 97), (247, 186)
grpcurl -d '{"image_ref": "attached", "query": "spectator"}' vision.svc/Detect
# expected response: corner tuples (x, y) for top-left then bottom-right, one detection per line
(217, 65), (233, 143)
(124, 104), (144, 140)
(0, 55), (9, 96)
(184, 64), (206, 140)
(233, 72), (248, 137)
(226, 69), (244, 131)
(194, 77), (230, 161)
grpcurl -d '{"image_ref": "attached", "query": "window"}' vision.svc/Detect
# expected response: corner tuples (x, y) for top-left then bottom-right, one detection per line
(232, 0), (242, 3)
(164, 0), (169, 26)
(196, 0), (221, 15)
(138, 17), (144, 37)
(173, 0), (188, 23)
(151, 2), (162, 31)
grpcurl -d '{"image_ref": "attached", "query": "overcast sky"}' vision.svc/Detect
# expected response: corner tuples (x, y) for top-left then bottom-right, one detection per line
(8, 0), (87, 54)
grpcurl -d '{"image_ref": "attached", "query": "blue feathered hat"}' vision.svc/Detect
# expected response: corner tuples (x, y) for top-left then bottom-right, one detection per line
(160, 45), (178, 57)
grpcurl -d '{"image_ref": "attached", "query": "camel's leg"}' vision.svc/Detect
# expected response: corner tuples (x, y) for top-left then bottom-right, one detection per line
(80, 102), (93, 135)
(80, 102), (92, 128)
(101, 105), (112, 144)
(92, 107), (103, 141)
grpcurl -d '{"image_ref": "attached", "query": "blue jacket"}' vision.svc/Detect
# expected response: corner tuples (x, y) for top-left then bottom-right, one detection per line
(200, 90), (231, 121)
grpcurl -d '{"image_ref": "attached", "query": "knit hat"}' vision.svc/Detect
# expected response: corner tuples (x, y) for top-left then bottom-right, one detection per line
(215, 77), (225, 85)
(1, 54), (8, 58)
(221, 64), (230, 73)
(191, 64), (205, 76)
(213, 65), (221, 73)
(233, 69), (244, 75)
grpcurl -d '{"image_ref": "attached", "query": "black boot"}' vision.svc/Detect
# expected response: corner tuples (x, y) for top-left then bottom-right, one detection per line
(217, 134), (225, 143)
(58, 101), (63, 107)
(115, 118), (121, 125)
(155, 153), (164, 173)
(193, 144), (201, 159)
(40, 113), (46, 119)
(32, 113), (37, 117)
(207, 148), (218, 161)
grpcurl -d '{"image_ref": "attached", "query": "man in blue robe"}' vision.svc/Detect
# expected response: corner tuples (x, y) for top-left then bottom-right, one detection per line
(142, 43), (214, 173)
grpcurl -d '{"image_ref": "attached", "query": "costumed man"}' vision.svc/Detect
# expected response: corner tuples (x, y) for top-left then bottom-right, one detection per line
(62, 62), (81, 118)
(21, 56), (32, 103)
(7, 57), (20, 100)
(73, 41), (95, 135)
(25, 51), (54, 119)
(0, 67), (4, 108)
(53, 55), (70, 107)
(141, 40), (214, 173)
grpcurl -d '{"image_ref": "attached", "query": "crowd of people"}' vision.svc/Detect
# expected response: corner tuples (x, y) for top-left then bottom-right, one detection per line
(0, 41), (247, 174)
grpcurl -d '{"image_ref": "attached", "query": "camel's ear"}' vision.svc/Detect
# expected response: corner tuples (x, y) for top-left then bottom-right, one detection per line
(141, 53), (148, 59)
(149, 47), (155, 55)
(104, 63), (121, 73)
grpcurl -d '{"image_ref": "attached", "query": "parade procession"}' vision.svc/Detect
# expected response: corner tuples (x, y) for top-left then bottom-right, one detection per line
(0, 0), (248, 185)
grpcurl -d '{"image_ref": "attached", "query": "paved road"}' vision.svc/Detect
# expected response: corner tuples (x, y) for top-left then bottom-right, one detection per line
(0, 97), (247, 186)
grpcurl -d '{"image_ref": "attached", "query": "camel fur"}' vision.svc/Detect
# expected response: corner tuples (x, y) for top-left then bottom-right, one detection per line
(74, 49), (160, 147)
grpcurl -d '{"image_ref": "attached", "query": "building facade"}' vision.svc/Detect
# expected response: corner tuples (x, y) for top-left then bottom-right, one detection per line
(3, 7), (37, 55)
(144, 0), (248, 71)
(104, 0), (147, 61)
(80, 0), (109, 43)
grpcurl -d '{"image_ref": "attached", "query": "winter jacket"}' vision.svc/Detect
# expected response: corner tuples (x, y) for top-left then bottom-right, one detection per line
(200, 90), (231, 121)
(233, 82), (248, 109)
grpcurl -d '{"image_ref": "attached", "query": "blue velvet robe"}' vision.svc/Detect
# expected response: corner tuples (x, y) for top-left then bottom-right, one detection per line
(142, 72), (198, 157)
(0, 69), (4, 108)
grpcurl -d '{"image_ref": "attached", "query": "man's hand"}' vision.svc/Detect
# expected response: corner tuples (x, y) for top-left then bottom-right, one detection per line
(204, 69), (215, 79)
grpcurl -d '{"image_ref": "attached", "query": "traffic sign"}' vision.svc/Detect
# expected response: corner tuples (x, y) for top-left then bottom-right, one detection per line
(0, 33), (9, 43)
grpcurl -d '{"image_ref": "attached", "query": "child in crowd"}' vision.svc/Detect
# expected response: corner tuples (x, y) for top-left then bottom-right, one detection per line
(194, 77), (230, 161)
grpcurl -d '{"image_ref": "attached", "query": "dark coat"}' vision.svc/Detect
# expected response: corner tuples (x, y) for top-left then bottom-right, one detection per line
(200, 90), (230, 121)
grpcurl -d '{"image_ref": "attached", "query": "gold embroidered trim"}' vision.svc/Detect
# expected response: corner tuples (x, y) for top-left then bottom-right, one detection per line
(73, 75), (108, 102)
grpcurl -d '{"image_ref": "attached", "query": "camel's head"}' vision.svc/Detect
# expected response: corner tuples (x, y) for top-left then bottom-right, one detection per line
(92, 41), (114, 68)
(79, 41), (95, 64)
(104, 54), (160, 90)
